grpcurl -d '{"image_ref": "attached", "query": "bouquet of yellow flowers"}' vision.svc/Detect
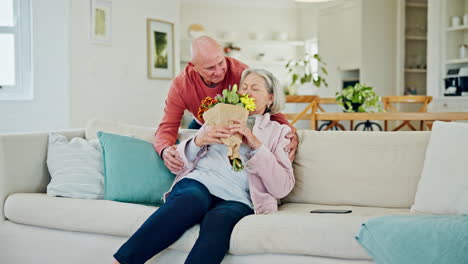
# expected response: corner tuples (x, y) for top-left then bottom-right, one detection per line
(197, 84), (256, 171)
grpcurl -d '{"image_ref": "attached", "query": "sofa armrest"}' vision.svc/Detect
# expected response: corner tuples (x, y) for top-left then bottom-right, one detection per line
(0, 129), (85, 221)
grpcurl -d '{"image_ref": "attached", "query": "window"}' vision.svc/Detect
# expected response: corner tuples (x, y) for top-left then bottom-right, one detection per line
(0, 0), (32, 100)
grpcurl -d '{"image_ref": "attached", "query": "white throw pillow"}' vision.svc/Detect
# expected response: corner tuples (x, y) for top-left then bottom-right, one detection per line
(411, 121), (468, 215)
(46, 132), (104, 199)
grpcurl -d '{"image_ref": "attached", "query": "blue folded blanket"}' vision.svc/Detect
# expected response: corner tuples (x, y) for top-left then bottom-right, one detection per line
(355, 215), (468, 264)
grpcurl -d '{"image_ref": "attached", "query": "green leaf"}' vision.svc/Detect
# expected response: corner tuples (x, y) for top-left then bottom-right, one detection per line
(313, 79), (320, 87)
(351, 94), (358, 103)
(300, 75), (306, 84)
(232, 84), (238, 93)
(231, 158), (244, 171)
(321, 66), (328, 75)
(292, 73), (298, 84)
(231, 93), (239, 103)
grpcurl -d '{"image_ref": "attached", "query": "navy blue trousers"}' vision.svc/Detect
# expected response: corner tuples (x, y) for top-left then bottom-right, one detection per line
(188, 119), (202, 129)
(114, 178), (254, 264)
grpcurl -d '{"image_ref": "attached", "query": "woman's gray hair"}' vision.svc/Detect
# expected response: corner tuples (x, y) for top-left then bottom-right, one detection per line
(240, 68), (285, 114)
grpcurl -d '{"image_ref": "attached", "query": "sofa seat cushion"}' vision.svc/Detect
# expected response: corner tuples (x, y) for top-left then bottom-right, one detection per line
(5, 193), (421, 259)
(4, 193), (156, 237)
(231, 203), (425, 260)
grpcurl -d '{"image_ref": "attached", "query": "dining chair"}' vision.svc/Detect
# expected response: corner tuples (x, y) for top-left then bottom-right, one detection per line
(381, 95), (433, 131)
(284, 95), (318, 129)
(312, 97), (347, 131)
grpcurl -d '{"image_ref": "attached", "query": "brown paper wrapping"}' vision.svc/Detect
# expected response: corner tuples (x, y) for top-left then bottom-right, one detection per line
(203, 103), (249, 160)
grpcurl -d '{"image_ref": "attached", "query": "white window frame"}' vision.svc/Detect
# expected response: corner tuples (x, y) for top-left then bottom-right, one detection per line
(0, 0), (33, 100)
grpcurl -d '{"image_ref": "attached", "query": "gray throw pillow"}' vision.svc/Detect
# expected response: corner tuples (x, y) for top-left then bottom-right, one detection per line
(46, 132), (104, 199)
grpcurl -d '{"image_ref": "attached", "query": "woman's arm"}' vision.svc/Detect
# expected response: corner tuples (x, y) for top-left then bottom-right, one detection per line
(245, 125), (295, 199)
(175, 124), (232, 175)
(229, 121), (295, 199)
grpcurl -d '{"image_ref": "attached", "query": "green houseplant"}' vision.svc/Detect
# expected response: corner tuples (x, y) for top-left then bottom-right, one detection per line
(335, 83), (382, 113)
(285, 53), (328, 95)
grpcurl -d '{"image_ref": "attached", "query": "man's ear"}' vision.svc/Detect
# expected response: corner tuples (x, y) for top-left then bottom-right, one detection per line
(191, 63), (199, 73)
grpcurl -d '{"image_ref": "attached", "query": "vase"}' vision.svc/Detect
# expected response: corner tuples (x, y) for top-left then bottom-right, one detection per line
(297, 83), (319, 95)
(343, 99), (362, 112)
(351, 103), (362, 112)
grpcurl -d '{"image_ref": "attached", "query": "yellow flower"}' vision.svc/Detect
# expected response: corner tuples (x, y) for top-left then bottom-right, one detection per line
(240, 95), (256, 112)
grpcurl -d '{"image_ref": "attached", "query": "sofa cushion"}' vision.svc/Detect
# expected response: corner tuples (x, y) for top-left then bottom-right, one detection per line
(85, 119), (157, 143)
(97, 132), (175, 205)
(85, 118), (196, 143)
(5, 193), (420, 259)
(411, 121), (468, 215)
(356, 215), (468, 264)
(285, 131), (430, 208)
(46, 132), (104, 199)
(230, 203), (422, 260)
(5, 193), (155, 237)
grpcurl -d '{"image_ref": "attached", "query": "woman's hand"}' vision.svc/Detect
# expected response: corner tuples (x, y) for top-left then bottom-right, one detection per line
(194, 125), (231, 147)
(228, 120), (261, 150)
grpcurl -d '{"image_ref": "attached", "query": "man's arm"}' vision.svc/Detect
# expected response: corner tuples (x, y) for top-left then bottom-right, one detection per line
(270, 112), (296, 132)
(153, 81), (186, 156)
(270, 112), (298, 161)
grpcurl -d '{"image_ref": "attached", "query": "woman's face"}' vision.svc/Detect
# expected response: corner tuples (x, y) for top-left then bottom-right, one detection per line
(240, 73), (273, 115)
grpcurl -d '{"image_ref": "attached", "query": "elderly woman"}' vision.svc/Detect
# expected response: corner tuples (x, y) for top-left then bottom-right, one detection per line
(113, 68), (295, 264)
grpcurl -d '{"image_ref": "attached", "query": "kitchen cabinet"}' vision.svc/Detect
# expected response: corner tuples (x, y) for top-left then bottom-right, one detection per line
(426, 0), (468, 111)
(397, 0), (428, 96)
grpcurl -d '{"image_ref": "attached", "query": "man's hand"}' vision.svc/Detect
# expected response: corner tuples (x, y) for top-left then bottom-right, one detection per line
(284, 131), (298, 161)
(162, 145), (184, 173)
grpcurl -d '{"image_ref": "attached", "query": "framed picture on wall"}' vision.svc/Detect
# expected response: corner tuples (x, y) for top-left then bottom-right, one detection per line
(90, 0), (112, 45)
(147, 18), (175, 80)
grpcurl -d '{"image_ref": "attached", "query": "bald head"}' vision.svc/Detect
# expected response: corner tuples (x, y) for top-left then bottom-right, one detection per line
(190, 36), (227, 87)
(191, 36), (223, 64)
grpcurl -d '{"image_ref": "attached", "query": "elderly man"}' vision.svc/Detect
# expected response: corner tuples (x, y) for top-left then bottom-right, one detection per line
(154, 36), (298, 172)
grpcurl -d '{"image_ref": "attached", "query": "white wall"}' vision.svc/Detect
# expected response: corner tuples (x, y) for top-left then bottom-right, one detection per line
(317, 0), (362, 97)
(180, 1), (297, 44)
(179, 0), (297, 85)
(0, 0), (69, 133)
(307, 0), (397, 98)
(361, 0), (398, 96)
(296, 4), (319, 41)
(0, 0), (181, 133)
(69, 0), (180, 128)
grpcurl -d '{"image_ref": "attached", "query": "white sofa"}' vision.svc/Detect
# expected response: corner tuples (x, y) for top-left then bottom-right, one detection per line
(0, 120), (432, 264)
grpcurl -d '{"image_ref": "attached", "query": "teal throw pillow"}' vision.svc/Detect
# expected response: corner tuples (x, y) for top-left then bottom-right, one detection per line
(97, 131), (175, 206)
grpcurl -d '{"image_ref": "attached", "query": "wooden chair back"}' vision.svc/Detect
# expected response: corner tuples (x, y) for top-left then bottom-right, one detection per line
(312, 97), (346, 131)
(381, 96), (433, 131)
(284, 95), (318, 129)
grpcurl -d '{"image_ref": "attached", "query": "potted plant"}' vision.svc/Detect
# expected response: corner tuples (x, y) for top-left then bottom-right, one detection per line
(335, 83), (382, 113)
(285, 53), (328, 95)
